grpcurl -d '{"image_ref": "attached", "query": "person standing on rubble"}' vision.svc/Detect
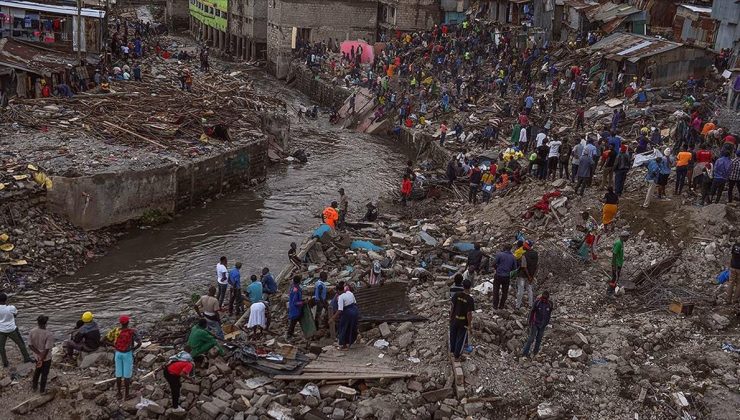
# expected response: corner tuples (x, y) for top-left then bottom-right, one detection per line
(338, 189), (349, 228)
(162, 346), (194, 413)
(492, 244), (517, 311)
(215, 256), (229, 307)
(28, 315), (53, 393)
(642, 157), (661, 208)
(314, 271), (329, 329)
(674, 145), (693, 196)
(515, 241), (538, 311)
(0, 293), (33, 368)
(286, 276), (304, 340)
(609, 232), (629, 295)
(522, 291), (553, 358)
(322, 202), (340, 229)
(333, 283), (359, 351)
(113, 315), (141, 401)
(450, 279), (474, 362)
(228, 262), (244, 316)
(575, 151), (594, 196)
(613, 145), (632, 196)
(469, 165), (482, 204)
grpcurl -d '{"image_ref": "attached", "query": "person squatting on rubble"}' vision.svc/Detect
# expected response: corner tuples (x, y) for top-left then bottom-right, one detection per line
(261, 267), (278, 297)
(450, 279), (474, 362)
(112, 315), (142, 400)
(0, 293), (33, 367)
(63, 311), (101, 359)
(29, 315), (54, 393)
(187, 318), (223, 364)
(522, 291), (553, 358)
(322, 201), (340, 229)
(333, 282), (359, 351)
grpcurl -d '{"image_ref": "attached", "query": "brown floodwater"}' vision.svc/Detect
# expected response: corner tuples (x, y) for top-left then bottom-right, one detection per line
(12, 70), (409, 334)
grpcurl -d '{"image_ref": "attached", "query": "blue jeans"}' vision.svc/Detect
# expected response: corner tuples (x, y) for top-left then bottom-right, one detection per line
(449, 322), (467, 358)
(522, 324), (546, 356)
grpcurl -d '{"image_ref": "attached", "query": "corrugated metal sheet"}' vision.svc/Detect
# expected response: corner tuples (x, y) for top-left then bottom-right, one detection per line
(589, 32), (682, 63)
(0, 38), (77, 75)
(353, 281), (425, 323)
(586, 1), (641, 22)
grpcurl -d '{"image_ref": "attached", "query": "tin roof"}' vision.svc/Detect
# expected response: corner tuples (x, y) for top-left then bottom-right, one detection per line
(678, 3), (712, 14)
(586, 1), (642, 23)
(0, 0), (106, 18)
(0, 38), (78, 76)
(562, 0), (598, 10)
(589, 32), (684, 63)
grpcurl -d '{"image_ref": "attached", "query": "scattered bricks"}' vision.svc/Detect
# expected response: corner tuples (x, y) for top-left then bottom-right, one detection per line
(201, 401), (223, 419)
(378, 322), (391, 338)
(255, 394), (272, 408)
(215, 362), (231, 374)
(422, 388), (453, 403)
(210, 397), (230, 412)
(332, 407), (345, 420)
(212, 388), (233, 401)
(396, 321), (413, 334)
(234, 389), (254, 399)
(397, 332), (414, 349)
(141, 354), (157, 368)
(336, 385), (357, 400)
(181, 382), (200, 394)
(407, 380), (423, 392)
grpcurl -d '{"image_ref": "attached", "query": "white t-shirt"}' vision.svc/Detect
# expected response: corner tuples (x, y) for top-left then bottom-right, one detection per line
(548, 140), (562, 158)
(0, 305), (18, 333)
(536, 133), (547, 148)
(216, 263), (229, 285)
(519, 128), (527, 143)
(337, 291), (357, 311)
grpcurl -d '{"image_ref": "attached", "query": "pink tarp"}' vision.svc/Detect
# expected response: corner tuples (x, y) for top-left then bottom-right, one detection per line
(340, 40), (374, 64)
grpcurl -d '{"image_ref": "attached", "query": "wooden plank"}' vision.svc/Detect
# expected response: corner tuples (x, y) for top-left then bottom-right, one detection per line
(274, 372), (415, 381)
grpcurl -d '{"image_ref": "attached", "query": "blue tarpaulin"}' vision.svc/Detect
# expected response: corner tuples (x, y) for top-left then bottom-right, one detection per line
(453, 242), (474, 252)
(313, 224), (332, 238)
(350, 240), (384, 252)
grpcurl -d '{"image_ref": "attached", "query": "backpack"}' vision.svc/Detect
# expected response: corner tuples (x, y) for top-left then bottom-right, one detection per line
(114, 328), (135, 352)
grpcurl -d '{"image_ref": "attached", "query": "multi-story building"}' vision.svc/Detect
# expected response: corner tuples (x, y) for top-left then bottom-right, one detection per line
(228, 0), (267, 60)
(267, 0), (378, 79)
(377, 0), (441, 38)
(189, 0), (229, 51)
(711, 0), (740, 54)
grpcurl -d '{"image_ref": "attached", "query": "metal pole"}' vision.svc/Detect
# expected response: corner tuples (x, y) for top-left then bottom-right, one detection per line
(76, 0), (82, 60)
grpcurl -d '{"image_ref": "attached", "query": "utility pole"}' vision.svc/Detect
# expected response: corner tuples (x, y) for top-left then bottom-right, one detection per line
(76, 0), (82, 60)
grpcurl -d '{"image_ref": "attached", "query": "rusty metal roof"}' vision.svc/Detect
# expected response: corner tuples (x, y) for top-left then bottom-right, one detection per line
(353, 281), (426, 323)
(0, 38), (77, 76)
(589, 33), (684, 63)
(585, 1), (642, 23)
(562, 0), (598, 11)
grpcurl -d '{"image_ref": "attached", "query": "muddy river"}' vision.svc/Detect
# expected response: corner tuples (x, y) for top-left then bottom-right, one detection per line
(13, 71), (409, 332)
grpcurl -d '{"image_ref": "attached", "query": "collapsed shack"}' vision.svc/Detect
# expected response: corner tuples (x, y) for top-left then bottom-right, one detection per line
(588, 32), (715, 86)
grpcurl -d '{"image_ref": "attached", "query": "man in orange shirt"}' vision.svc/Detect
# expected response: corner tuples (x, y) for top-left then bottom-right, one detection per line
(700, 119), (716, 138)
(322, 202), (339, 228)
(674, 145), (693, 195)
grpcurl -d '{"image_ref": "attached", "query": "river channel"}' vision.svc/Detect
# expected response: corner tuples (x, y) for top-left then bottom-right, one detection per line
(13, 70), (409, 333)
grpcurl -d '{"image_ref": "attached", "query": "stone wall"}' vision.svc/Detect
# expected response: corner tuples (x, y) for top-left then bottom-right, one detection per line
(287, 64), (350, 109)
(378, 0), (441, 33)
(47, 140), (268, 230)
(166, 0), (190, 30)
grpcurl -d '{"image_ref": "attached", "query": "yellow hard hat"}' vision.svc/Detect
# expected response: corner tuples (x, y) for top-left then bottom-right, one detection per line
(81, 311), (94, 322)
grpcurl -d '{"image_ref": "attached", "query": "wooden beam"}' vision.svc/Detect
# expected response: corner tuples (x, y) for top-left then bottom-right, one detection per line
(274, 372), (415, 381)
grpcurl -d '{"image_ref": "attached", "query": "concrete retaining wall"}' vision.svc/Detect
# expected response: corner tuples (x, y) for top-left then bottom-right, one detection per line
(288, 62), (450, 164)
(47, 139), (268, 230)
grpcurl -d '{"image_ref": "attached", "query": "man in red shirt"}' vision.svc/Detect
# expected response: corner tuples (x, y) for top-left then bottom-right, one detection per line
(401, 175), (412, 206)
(695, 144), (712, 164)
(163, 346), (194, 413)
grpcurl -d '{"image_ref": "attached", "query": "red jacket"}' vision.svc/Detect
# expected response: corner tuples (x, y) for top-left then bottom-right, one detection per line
(401, 179), (412, 196)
